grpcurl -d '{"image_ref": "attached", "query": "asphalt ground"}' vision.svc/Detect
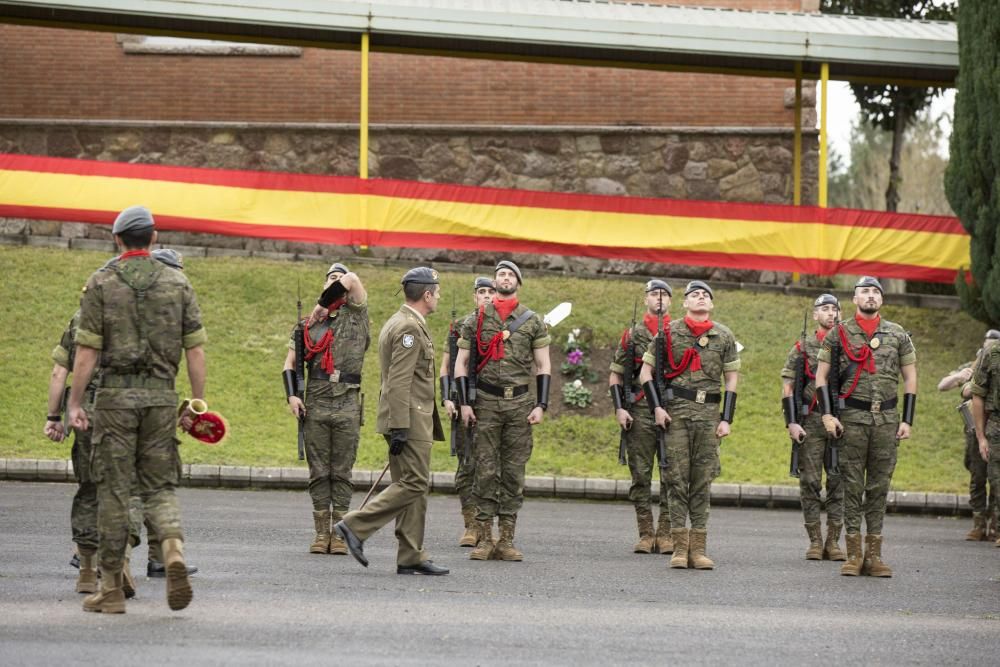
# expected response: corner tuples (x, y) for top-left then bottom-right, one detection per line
(1, 482), (998, 666)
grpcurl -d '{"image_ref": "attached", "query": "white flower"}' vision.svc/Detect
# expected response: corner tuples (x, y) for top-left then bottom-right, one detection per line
(572, 328), (581, 337)
(573, 379), (583, 388)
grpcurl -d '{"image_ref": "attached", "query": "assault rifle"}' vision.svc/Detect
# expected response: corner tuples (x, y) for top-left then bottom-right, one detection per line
(447, 295), (463, 462)
(294, 279), (306, 461)
(465, 305), (481, 450)
(824, 320), (843, 475)
(789, 310), (807, 478)
(617, 298), (639, 465)
(652, 295), (669, 472)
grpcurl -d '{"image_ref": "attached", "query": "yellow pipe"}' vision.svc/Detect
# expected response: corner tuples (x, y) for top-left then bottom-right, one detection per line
(793, 62), (802, 208)
(818, 62), (829, 209)
(359, 32), (370, 180)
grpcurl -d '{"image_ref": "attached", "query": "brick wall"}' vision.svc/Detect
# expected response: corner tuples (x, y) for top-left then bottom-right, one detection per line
(0, 0), (814, 127)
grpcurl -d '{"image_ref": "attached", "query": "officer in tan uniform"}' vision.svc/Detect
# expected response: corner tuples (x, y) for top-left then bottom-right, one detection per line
(335, 267), (448, 575)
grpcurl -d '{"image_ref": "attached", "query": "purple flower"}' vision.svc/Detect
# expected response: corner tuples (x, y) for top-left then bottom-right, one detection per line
(567, 349), (584, 365)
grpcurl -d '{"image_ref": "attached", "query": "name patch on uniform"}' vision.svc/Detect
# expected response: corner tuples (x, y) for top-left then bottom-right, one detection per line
(402, 334), (415, 348)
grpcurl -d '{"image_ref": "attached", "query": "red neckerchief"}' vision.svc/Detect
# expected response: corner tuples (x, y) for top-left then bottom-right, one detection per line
(643, 313), (669, 336)
(659, 320), (703, 379)
(119, 249), (150, 261)
(684, 315), (713, 337)
(837, 319), (877, 398)
(794, 328), (831, 381)
(855, 312), (880, 338)
(619, 315), (670, 380)
(475, 302), (509, 372)
(302, 298), (346, 374)
(493, 297), (519, 323)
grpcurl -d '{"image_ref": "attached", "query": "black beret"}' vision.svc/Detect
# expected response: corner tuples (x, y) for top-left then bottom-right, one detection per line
(474, 276), (494, 290)
(401, 266), (439, 285)
(326, 262), (349, 277)
(495, 260), (523, 285)
(813, 293), (840, 308)
(645, 279), (672, 296)
(684, 280), (714, 299)
(854, 276), (884, 293)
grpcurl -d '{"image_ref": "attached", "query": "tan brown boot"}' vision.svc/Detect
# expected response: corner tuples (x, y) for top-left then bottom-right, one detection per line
(83, 568), (126, 614)
(840, 532), (862, 576)
(310, 510), (331, 554)
(988, 512), (998, 541)
(469, 518), (495, 561)
(862, 534), (892, 577)
(459, 506), (479, 548)
(966, 512), (988, 541)
(162, 538), (193, 611)
(823, 521), (846, 561)
(688, 528), (715, 570)
(494, 515), (524, 562)
(328, 511), (348, 555)
(655, 512), (674, 554)
(76, 547), (98, 594)
(804, 522), (823, 560)
(122, 544), (137, 599)
(633, 508), (655, 554)
(669, 528), (689, 569)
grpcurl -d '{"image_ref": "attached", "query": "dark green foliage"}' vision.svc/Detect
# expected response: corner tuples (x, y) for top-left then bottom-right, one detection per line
(945, 0), (1000, 326)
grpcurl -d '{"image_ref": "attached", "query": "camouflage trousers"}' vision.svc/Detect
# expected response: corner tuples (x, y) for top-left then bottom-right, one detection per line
(471, 395), (534, 520)
(985, 417), (1000, 518)
(303, 389), (360, 513)
(625, 408), (669, 514)
(664, 417), (720, 531)
(798, 412), (844, 524)
(93, 405), (184, 572)
(839, 417), (898, 535)
(451, 419), (476, 510)
(964, 429), (994, 514)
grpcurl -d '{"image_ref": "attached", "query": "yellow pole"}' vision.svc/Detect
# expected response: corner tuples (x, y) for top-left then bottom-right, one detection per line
(818, 62), (829, 208)
(359, 32), (370, 179)
(793, 62), (802, 207)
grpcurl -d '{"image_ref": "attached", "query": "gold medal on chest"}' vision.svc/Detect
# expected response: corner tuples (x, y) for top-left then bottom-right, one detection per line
(870, 337), (880, 350)
(698, 336), (709, 348)
(502, 330), (511, 341)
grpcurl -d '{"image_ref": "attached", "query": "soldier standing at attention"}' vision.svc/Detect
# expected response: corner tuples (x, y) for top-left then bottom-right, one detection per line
(938, 330), (1000, 541)
(283, 263), (369, 556)
(969, 334), (1000, 549)
(609, 279), (673, 555)
(440, 276), (496, 547)
(68, 206), (207, 613)
(815, 276), (917, 578)
(454, 260), (552, 562)
(780, 294), (846, 561)
(639, 280), (740, 570)
(335, 268), (448, 575)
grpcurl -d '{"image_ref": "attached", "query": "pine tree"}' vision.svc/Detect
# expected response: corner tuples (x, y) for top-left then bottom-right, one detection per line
(945, 0), (1000, 325)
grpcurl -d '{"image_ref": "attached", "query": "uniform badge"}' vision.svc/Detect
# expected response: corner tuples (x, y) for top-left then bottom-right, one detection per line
(870, 337), (880, 350)
(698, 336), (709, 347)
(402, 334), (414, 348)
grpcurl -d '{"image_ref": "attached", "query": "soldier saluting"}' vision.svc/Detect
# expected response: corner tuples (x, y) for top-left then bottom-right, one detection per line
(780, 294), (845, 561)
(454, 260), (552, 562)
(639, 280), (740, 570)
(815, 276), (917, 578)
(609, 279), (673, 555)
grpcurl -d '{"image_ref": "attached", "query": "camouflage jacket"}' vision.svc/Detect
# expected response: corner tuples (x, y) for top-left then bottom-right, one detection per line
(51, 309), (100, 409)
(779, 329), (827, 409)
(642, 318), (741, 422)
(610, 314), (665, 410)
(458, 302), (551, 389)
(816, 316), (916, 425)
(970, 345), (1000, 417)
(76, 256), (207, 409)
(288, 299), (369, 401)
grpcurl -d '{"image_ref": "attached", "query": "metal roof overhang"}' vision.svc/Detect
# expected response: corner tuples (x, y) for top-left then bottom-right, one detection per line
(0, 0), (959, 87)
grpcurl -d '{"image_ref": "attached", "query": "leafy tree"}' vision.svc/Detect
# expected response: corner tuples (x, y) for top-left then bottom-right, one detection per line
(944, 0), (1000, 325)
(822, 1), (956, 212)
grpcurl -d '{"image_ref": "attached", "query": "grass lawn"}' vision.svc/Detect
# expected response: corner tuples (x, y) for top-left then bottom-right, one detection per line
(0, 245), (982, 493)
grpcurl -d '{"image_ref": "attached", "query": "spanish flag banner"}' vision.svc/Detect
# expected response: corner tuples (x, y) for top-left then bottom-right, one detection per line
(0, 153), (968, 283)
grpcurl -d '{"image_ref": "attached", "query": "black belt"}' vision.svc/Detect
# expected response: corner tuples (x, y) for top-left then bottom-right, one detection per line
(669, 385), (721, 405)
(843, 396), (897, 413)
(309, 369), (362, 384)
(477, 380), (529, 399)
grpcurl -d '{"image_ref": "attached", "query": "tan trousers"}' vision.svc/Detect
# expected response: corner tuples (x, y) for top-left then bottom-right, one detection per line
(342, 438), (431, 567)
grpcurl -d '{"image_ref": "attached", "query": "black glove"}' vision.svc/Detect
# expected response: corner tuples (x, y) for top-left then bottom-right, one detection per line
(388, 428), (408, 456)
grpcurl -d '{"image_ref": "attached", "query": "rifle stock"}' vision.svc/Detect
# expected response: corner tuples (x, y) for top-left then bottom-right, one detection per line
(294, 279), (306, 461)
(790, 310), (807, 478)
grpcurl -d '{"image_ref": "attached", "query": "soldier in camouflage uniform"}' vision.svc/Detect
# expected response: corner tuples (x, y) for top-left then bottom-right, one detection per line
(815, 276), (917, 578)
(780, 294), (845, 561)
(283, 263), (369, 556)
(938, 330), (1000, 541)
(609, 279), (673, 555)
(639, 280), (740, 570)
(68, 206), (207, 613)
(455, 260), (551, 562)
(334, 267), (448, 575)
(440, 276), (495, 547)
(970, 335), (1000, 549)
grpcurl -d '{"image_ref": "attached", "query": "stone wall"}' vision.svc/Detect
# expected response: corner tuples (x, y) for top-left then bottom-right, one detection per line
(0, 121), (819, 283)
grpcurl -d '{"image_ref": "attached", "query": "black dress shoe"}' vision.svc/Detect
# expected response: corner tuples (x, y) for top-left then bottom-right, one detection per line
(333, 521), (368, 567)
(397, 560), (449, 576)
(147, 559), (200, 578)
